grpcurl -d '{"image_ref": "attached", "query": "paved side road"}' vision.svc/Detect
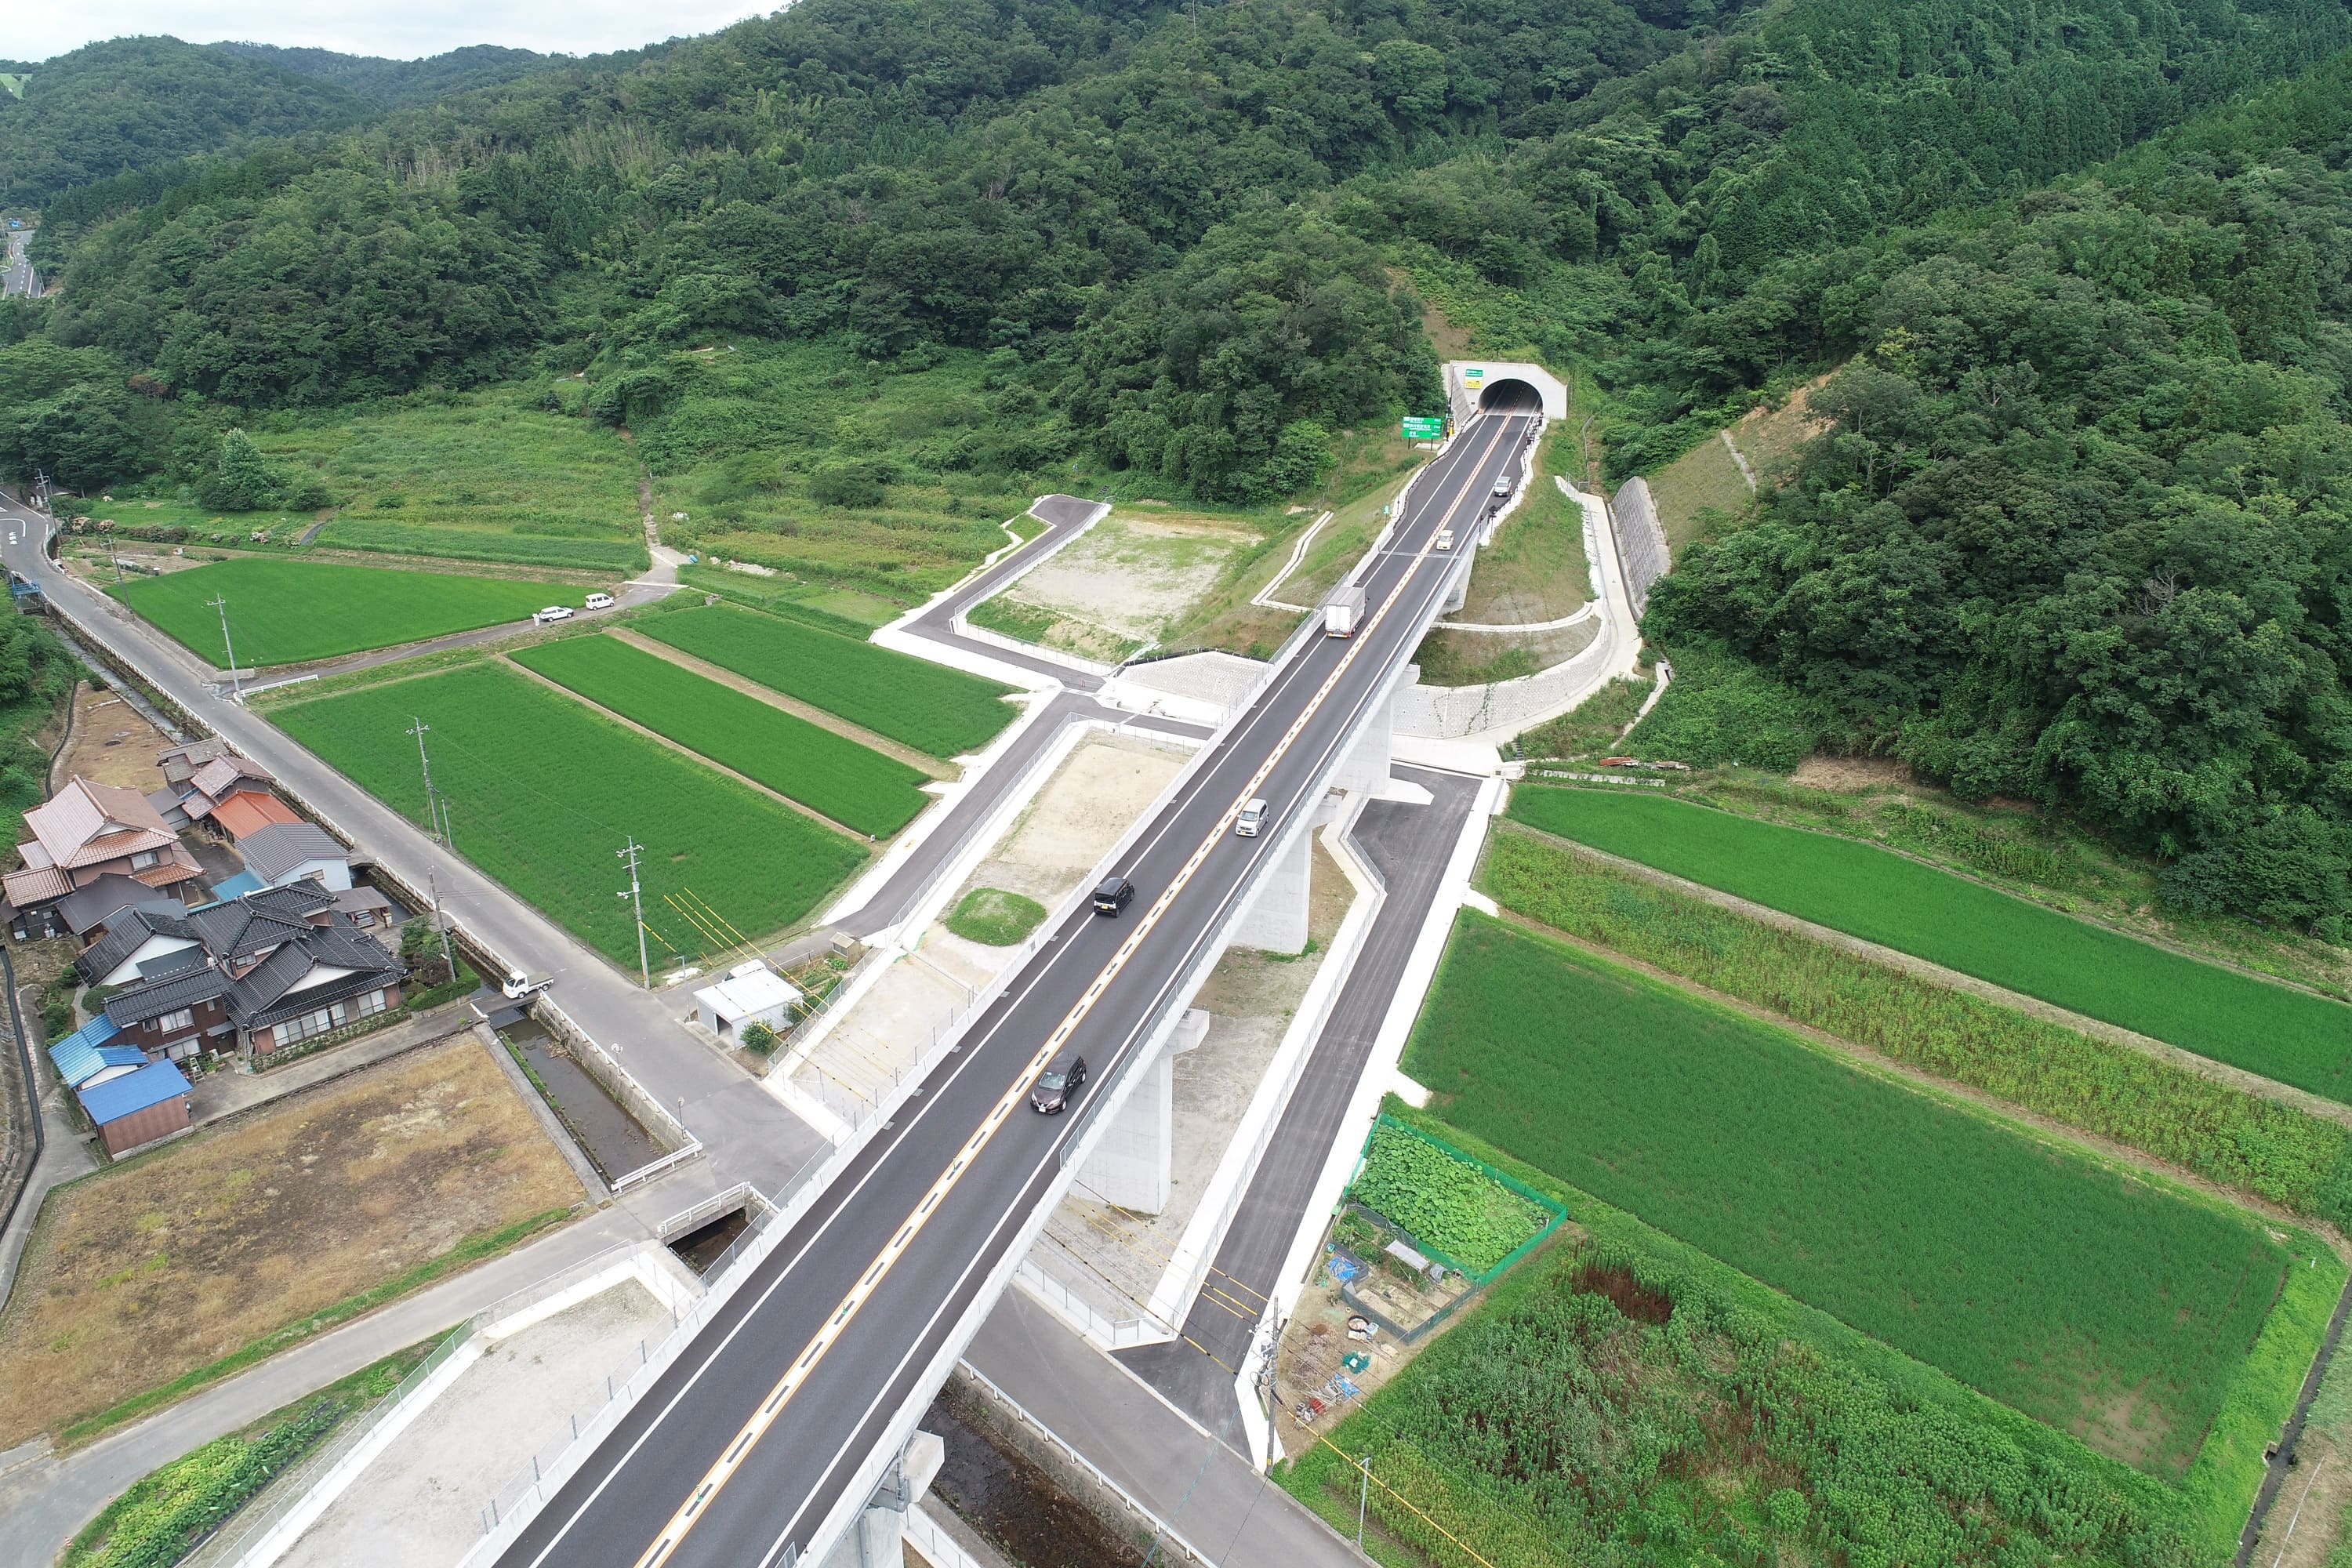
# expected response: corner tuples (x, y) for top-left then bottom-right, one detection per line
(0, 1202), (652, 1568)
(967, 1286), (1367, 1568)
(1120, 767), (1481, 1437)
(0, 489), (832, 1197)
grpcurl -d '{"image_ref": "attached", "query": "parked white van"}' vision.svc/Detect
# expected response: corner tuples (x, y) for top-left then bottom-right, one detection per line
(584, 592), (616, 611)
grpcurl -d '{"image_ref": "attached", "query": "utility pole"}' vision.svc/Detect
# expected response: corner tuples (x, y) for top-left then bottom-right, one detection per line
(426, 866), (455, 979)
(617, 837), (650, 989)
(208, 594), (241, 701)
(407, 718), (443, 844)
(1358, 1454), (1371, 1550)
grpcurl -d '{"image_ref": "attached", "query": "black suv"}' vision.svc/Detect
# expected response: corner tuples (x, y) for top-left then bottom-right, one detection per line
(1092, 875), (1134, 916)
(1030, 1050), (1089, 1114)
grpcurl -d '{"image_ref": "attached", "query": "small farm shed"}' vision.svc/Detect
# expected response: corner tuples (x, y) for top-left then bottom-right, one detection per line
(693, 964), (802, 1041)
(78, 1058), (193, 1156)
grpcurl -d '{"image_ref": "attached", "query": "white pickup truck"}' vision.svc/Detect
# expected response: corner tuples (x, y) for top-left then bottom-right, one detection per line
(500, 968), (554, 1001)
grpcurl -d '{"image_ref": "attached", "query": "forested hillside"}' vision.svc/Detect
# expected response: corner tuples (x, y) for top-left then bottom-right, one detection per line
(4, 0), (2350, 931)
(209, 43), (547, 108)
(0, 37), (558, 207)
(1646, 59), (2352, 935)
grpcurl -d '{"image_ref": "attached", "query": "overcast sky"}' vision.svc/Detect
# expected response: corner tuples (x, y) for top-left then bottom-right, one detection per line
(9, 0), (772, 64)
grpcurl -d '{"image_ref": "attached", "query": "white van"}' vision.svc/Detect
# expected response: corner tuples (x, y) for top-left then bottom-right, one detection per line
(584, 591), (615, 612)
(1235, 798), (1269, 837)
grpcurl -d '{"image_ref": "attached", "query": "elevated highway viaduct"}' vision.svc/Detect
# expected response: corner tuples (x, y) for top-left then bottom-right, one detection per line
(494, 387), (1544, 1568)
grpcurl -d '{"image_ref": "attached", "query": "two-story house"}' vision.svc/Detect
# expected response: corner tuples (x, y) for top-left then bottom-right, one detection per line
(3, 777), (203, 939)
(81, 883), (406, 1063)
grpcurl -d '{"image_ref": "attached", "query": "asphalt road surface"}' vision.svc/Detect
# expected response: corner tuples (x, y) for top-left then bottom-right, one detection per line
(496, 401), (1538, 1568)
(2, 232), (34, 298)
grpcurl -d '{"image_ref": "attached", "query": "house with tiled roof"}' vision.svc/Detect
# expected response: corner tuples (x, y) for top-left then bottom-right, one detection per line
(235, 820), (353, 892)
(81, 882), (406, 1063)
(3, 776), (203, 936)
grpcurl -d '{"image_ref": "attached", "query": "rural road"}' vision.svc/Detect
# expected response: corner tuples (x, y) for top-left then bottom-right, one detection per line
(0, 488), (836, 1198)
(492, 401), (1538, 1568)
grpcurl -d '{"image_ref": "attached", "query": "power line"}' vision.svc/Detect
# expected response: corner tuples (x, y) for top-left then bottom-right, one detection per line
(208, 594), (242, 702)
(406, 717), (445, 844)
(617, 837), (650, 989)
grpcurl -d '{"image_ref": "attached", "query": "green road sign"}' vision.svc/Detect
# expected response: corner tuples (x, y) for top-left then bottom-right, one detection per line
(1401, 416), (1445, 439)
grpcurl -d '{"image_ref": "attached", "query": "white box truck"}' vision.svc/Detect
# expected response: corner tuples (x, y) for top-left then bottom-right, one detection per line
(1324, 583), (1366, 637)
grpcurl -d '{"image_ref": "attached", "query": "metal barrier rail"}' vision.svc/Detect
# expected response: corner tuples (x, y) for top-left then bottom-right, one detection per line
(656, 1181), (760, 1240)
(190, 1321), (480, 1568)
(1014, 1256), (1168, 1347)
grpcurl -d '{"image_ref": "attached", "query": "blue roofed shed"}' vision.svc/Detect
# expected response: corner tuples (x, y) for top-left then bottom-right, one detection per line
(78, 1059), (192, 1156)
(47, 1014), (139, 1088)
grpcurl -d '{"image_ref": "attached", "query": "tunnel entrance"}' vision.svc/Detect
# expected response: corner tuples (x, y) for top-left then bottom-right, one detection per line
(1479, 377), (1543, 412)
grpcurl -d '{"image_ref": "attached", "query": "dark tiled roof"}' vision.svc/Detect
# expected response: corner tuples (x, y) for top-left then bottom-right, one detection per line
(104, 965), (230, 1026)
(80, 908), (199, 983)
(57, 874), (184, 938)
(185, 882), (336, 965)
(237, 822), (349, 884)
(231, 930), (401, 1025)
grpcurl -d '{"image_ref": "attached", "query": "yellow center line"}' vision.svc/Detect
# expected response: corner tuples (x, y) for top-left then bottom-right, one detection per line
(626, 417), (1519, 1568)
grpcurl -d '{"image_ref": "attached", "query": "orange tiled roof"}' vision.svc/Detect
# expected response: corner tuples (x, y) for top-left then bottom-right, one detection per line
(209, 791), (300, 840)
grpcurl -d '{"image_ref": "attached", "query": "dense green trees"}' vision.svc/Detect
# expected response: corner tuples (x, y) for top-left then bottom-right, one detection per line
(0, 38), (366, 205)
(7, 0), (2351, 931)
(1646, 61), (2352, 932)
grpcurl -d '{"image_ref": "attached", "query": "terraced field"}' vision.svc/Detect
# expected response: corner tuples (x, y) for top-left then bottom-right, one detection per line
(510, 635), (931, 837)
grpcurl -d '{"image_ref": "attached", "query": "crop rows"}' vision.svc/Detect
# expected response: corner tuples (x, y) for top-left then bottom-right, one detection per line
(1283, 1137), (2285, 1568)
(1406, 913), (2296, 1480)
(510, 635), (931, 837)
(274, 663), (866, 967)
(315, 520), (648, 574)
(111, 559), (564, 667)
(1481, 827), (2352, 1227)
(1510, 786), (2352, 1103)
(641, 602), (1014, 759)
(1348, 1120), (1552, 1275)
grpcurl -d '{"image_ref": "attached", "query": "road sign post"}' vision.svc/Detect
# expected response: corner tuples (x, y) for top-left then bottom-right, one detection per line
(1400, 416), (1445, 440)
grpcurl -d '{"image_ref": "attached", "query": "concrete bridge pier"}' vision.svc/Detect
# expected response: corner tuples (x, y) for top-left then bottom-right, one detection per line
(818, 1429), (944, 1568)
(1077, 1008), (1209, 1213)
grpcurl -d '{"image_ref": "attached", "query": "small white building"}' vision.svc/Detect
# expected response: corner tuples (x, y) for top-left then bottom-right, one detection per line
(693, 961), (802, 1041)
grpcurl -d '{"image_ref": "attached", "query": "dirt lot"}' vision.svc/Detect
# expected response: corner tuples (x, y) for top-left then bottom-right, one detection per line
(0, 1036), (584, 1446)
(959, 731), (1193, 907)
(995, 514), (1254, 660)
(51, 681), (169, 793)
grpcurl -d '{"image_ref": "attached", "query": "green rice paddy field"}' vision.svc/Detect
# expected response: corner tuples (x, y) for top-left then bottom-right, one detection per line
(641, 603), (1015, 759)
(1511, 786), (2352, 1102)
(110, 560), (573, 667)
(1406, 912), (2319, 1483)
(510, 635), (931, 837)
(274, 663), (866, 967)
